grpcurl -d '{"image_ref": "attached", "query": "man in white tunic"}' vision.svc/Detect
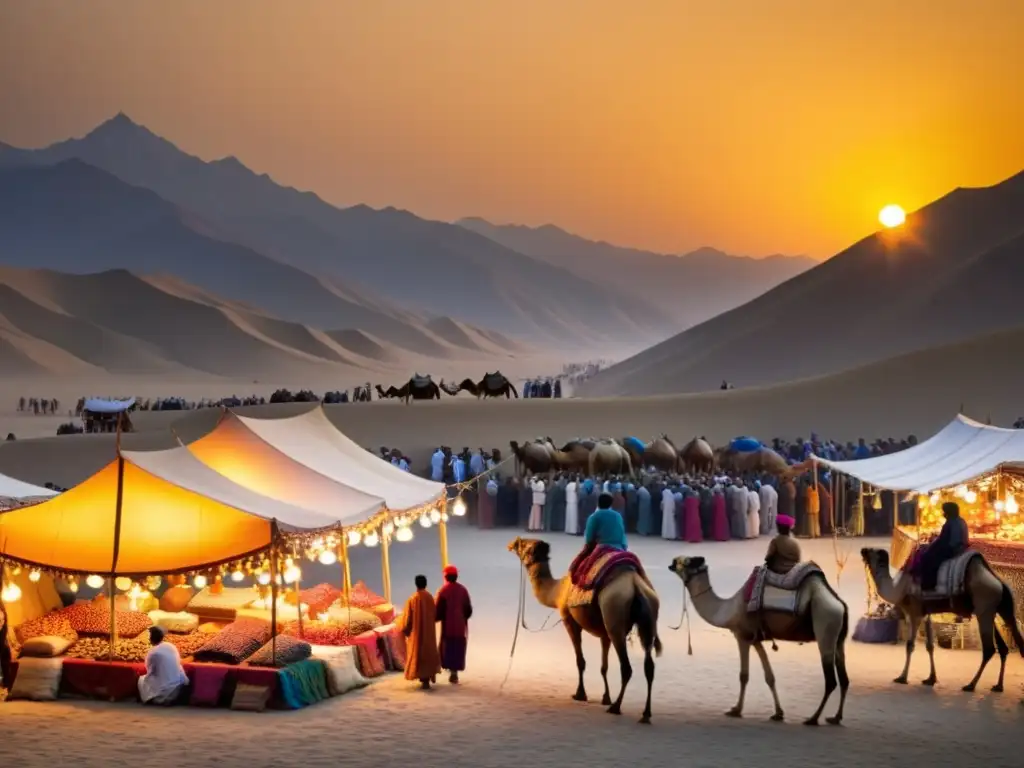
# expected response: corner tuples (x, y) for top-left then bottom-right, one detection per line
(759, 482), (778, 535)
(529, 477), (546, 532)
(138, 627), (188, 705)
(746, 483), (761, 538)
(564, 479), (579, 535)
(661, 487), (677, 540)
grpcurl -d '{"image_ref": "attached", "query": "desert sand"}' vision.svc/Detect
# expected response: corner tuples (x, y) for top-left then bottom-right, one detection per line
(2, 530), (1022, 768)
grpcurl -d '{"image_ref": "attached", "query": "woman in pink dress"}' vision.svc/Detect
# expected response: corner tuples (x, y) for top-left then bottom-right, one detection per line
(684, 491), (703, 543)
(712, 486), (731, 541)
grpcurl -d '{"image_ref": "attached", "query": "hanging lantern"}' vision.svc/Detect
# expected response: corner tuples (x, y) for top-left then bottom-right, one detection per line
(964, 490), (978, 504)
(114, 576), (133, 592)
(347, 530), (362, 547)
(68, 579), (79, 594)
(452, 497), (467, 517)
(363, 531), (380, 548)
(872, 493), (882, 511)
(230, 569), (245, 582)
(193, 574), (208, 589)
(382, 521), (395, 537)
(145, 575), (163, 591)
(430, 508), (442, 524)
(395, 526), (414, 543)
(419, 514), (433, 528)
(257, 571), (271, 586)
(1006, 495), (1019, 515)
(86, 574), (105, 589)
(318, 549), (338, 566)
(283, 565), (302, 584)
(28, 569), (41, 583)
(917, 495), (928, 509)
(11, 566), (21, 577)
(1, 582), (22, 603)
(441, 512), (449, 523)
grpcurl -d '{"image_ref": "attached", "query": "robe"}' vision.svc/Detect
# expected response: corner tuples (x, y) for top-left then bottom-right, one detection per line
(649, 482), (665, 534)
(564, 481), (580, 535)
(759, 484), (778, 535)
(478, 478), (496, 529)
(683, 493), (703, 543)
(543, 479), (559, 531)
(517, 482), (533, 529)
(580, 486), (599, 530)
(138, 642), (189, 704)
(529, 479), (546, 531)
(728, 486), (748, 539)
(402, 589), (442, 682)
(497, 482), (519, 527)
(636, 485), (652, 535)
(625, 485), (639, 533)
(435, 581), (472, 672)
(711, 489), (730, 541)
(746, 489), (761, 538)
(699, 487), (713, 539)
(661, 488), (677, 539)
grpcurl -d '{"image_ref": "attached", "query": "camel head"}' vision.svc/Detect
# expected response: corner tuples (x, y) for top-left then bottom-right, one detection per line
(860, 547), (890, 570)
(668, 555), (708, 585)
(508, 537), (551, 567)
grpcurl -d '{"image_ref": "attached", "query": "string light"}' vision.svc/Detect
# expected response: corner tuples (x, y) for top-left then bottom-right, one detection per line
(257, 571), (271, 586)
(452, 497), (467, 517)
(347, 530), (362, 547)
(68, 579), (79, 594)
(145, 575), (163, 591)
(1, 582), (21, 603)
(230, 569), (245, 582)
(318, 549), (338, 566)
(420, 515), (433, 529)
(86, 574), (105, 589)
(396, 526), (414, 543)
(283, 565), (302, 584)
(28, 569), (41, 583)
(363, 531), (380, 548)
(193, 574), (208, 589)
(430, 508), (441, 524)
(114, 576), (133, 592)
(382, 522), (394, 537)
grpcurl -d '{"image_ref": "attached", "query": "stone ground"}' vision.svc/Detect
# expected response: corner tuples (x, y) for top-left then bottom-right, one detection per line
(2, 528), (1021, 768)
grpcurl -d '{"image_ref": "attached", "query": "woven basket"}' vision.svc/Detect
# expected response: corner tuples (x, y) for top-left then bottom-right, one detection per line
(930, 618), (980, 651)
(853, 616), (899, 644)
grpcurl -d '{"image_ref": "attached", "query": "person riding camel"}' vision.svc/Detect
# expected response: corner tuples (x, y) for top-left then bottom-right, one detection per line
(918, 501), (969, 591)
(569, 492), (627, 584)
(765, 514), (800, 575)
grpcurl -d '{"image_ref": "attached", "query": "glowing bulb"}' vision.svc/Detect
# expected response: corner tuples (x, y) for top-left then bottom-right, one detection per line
(86, 574), (105, 589)
(231, 569), (245, 582)
(193, 574), (208, 589)
(452, 497), (467, 517)
(11, 567), (20, 576)
(347, 530), (362, 547)
(363, 532), (379, 547)
(311, 537), (325, 551)
(430, 508), (441, 524)
(69, 580), (79, 594)
(382, 522), (395, 537)
(965, 490), (977, 504)
(1007, 496), (1019, 515)
(396, 526), (413, 543)
(1, 583), (22, 603)
(114, 576), (132, 592)
(929, 493), (940, 505)
(285, 557), (294, 569)
(145, 575), (163, 591)
(441, 512), (449, 523)
(872, 494), (882, 511)
(420, 515), (433, 528)
(283, 566), (302, 584)
(318, 550), (338, 566)
(28, 570), (41, 583)
(257, 571), (271, 586)
(955, 485), (968, 498)
(129, 583), (142, 598)
(995, 500), (1005, 512)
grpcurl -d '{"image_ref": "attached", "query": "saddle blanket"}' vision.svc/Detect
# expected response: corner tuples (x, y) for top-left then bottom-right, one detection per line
(565, 546), (645, 609)
(895, 549), (980, 599)
(744, 561), (823, 614)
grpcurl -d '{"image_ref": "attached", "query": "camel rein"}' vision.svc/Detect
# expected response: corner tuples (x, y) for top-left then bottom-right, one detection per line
(500, 561), (563, 692)
(668, 581), (703, 656)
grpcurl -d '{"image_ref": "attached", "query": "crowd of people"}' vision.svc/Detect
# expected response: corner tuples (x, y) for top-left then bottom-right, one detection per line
(522, 379), (562, 398)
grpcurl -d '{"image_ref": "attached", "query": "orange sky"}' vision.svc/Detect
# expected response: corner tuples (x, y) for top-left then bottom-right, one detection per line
(1, 1), (1022, 258)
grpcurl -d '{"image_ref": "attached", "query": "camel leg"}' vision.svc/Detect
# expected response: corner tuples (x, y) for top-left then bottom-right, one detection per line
(826, 626), (850, 725)
(725, 639), (751, 717)
(921, 616), (937, 685)
(804, 614), (838, 726)
(963, 612), (998, 692)
(565, 618), (588, 701)
(606, 633), (632, 716)
(991, 624), (1009, 693)
(894, 611), (921, 684)
(752, 641), (784, 721)
(639, 641), (655, 725)
(599, 635), (612, 705)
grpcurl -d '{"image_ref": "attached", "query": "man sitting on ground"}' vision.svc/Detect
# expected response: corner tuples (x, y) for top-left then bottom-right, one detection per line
(138, 626), (189, 705)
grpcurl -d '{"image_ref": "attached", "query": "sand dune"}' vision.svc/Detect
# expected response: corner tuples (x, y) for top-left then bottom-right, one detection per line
(324, 329), (403, 363)
(3, 326), (1022, 488)
(580, 169), (1024, 396)
(426, 317), (513, 356)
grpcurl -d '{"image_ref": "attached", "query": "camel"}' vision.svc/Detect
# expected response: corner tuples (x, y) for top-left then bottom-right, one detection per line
(669, 555), (850, 725)
(375, 384), (400, 400)
(643, 436), (679, 473)
(378, 375), (441, 403)
(861, 548), (1023, 691)
(678, 437), (714, 473)
(439, 379), (466, 396)
(589, 440), (634, 478)
(509, 440), (554, 477)
(478, 371), (519, 399)
(714, 446), (791, 476)
(554, 440), (592, 473)
(509, 537), (662, 723)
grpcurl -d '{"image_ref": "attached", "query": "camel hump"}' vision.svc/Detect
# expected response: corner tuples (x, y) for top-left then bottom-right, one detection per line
(411, 374), (433, 387)
(746, 562), (826, 614)
(483, 372), (507, 389)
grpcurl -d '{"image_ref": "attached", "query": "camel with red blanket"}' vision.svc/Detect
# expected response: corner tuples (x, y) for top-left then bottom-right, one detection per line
(508, 538), (662, 724)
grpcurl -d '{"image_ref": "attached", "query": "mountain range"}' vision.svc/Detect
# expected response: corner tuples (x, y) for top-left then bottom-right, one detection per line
(0, 114), (812, 348)
(578, 169), (1024, 396)
(457, 218), (815, 330)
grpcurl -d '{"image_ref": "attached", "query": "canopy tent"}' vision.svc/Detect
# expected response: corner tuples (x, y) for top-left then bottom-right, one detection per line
(0, 445), (345, 577)
(0, 471), (57, 500)
(183, 411), (386, 528)
(83, 397), (136, 413)
(813, 415), (1024, 493)
(234, 406), (445, 512)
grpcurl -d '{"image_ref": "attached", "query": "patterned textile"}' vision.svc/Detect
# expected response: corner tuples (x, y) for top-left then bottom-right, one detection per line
(148, 610), (200, 634)
(15, 611), (78, 644)
(166, 631), (209, 659)
(193, 618), (272, 665)
(247, 636), (312, 668)
(565, 546), (645, 608)
(326, 604), (383, 634)
(282, 620), (352, 646)
(298, 583), (342, 616)
(62, 602), (152, 638)
(278, 659), (331, 709)
(347, 581), (387, 609)
(230, 682), (272, 712)
(65, 635), (152, 662)
(190, 665), (231, 707)
(895, 550), (980, 598)
(745, 562), (823, 613)
(187, 586), (259, 621)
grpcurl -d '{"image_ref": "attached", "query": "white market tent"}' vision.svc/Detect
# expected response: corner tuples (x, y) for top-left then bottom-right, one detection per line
(813, 415), (1024, 493)
(0, 471), (58, 501)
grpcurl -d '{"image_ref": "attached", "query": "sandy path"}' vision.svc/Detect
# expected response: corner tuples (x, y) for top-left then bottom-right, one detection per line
(2, 531), (1021, 768)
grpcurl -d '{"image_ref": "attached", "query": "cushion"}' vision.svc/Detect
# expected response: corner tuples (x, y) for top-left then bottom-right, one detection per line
(190, 665), (231, 707)
(62, 602), (152, 638)
(323, 647), (369, 696)
(19, 635), (73, 658)
(326, 604), (382, 634)
(8, 657), (63, 701)
(348, 580), (387, 609)
(65, 635), (153, 662)
(148, 610), (199, 634)
(198, 621), (226, 634)
(159, 585), (195, 613)
(354, 631), (387, 677)
(247, 635), (312, 668)
(165, 631), (209, 659)
(298, 583), (342, 615)
(283, 620), (352, 646)
(370, 603), (396, 624)
(15, 611), (78, 644)
(309, 644), (350, 661)
(187, 586), (258, 621)
(230, 682), (272, 712)
(193, 617), (271, 665)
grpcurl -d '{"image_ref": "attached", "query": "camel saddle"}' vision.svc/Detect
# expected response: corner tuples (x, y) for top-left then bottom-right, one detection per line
(896, 549), (979, 601)
(411, 374), (433, 388)
(744, 561), (823, 615)
(483, 372), (505, 390)
(565, 546), (645, 609)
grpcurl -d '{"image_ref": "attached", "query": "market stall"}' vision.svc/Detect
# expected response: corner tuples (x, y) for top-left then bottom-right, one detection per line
(814, 415), (1024, 637)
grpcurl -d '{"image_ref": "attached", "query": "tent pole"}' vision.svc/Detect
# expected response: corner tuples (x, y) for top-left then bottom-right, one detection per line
(381, 529), (392, 605)
(439, 517), (449, 569)
(270, 545), (278, 666)
(108, 578), (116, 662)
(294, 561), (303, 639)
(340, 534), (352, 605)
(108, 452), (126, 663)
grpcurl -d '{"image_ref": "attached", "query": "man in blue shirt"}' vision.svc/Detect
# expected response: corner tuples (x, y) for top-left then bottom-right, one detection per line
(583, 493), (627, 551)
(430, 447), (445, 482)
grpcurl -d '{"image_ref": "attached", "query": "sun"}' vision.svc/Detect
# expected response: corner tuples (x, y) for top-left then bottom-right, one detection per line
(879, 204), (906, 228)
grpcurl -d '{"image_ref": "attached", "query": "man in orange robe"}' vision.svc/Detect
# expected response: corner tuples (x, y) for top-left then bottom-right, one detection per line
(401, 574), (442, 689)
